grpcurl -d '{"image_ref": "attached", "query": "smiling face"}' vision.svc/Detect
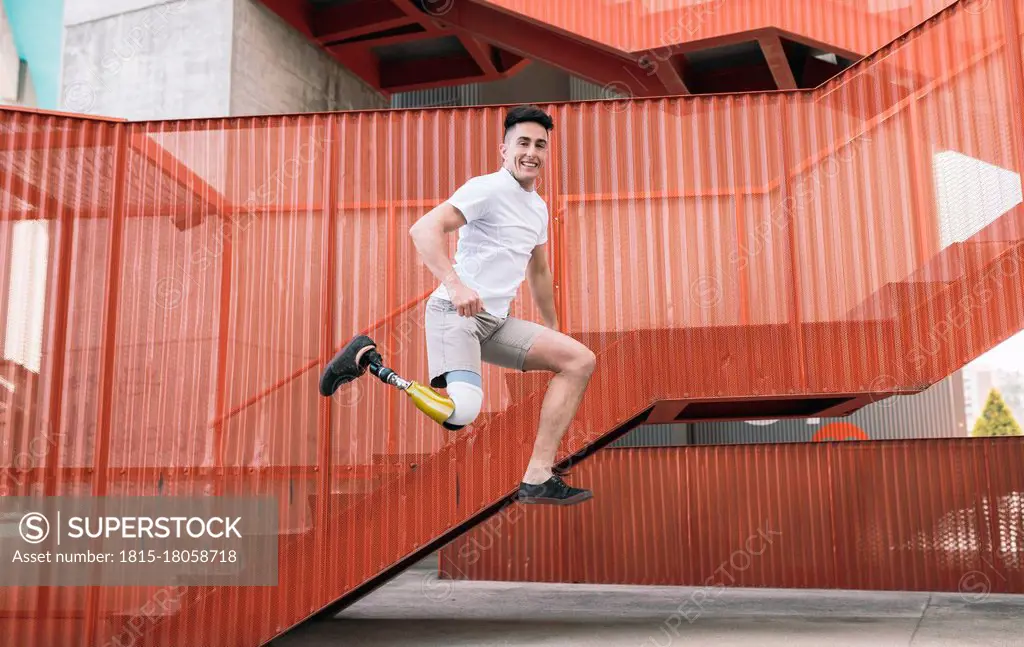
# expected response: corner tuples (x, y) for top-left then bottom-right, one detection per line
(500, 121), (548, 190)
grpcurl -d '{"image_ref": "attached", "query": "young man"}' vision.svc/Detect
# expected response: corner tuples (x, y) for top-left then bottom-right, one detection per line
(408, 104), (596, 506)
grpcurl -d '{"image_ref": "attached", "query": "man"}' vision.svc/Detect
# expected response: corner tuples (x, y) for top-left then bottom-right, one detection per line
(408, 104), (596, 506)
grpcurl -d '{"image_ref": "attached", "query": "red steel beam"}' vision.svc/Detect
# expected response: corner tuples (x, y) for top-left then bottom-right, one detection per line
(779, 106), (808, 393)
(437, 0), (665, 96)
(82, 122), (130, 647)
(385, 112), (397, 456)
(549, 128), (567, 330)
(759, 32), (799, 90)
(41, 123), (101, 498)
(0, 206), (204, 220)
(127, 133), (225, 229)
(463, 0), (646, 60)
(645, 400), (689, 424)
(389, 0), (444, 31)
(640, 51), (690, 94)
(460, 34), (500, 75)
(0, 162), (77, 222)
(379, 54), (489, 91)
(212, 118), (233, 486)
(328, 28), (450, 51)
(315, 116), (340, 593)
(31, 113), (91, 624)
(313, 0), (412, 44)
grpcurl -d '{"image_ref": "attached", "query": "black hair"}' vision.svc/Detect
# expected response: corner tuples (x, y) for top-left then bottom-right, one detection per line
(503, 105), (554, 139)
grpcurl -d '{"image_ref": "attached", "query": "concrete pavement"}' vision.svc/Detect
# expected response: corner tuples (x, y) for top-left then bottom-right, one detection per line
(272, 567), (1024, 646)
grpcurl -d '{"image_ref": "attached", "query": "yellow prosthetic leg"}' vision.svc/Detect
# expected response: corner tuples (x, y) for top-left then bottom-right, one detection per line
(393, 380), (456, 425)
(319, 334), (455, 426)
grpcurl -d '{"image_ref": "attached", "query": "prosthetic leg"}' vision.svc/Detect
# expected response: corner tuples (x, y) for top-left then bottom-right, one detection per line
(318, 334), (456, 425)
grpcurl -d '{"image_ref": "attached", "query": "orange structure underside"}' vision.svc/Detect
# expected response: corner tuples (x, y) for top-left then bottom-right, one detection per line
(259, 0), (961, 95)
(1, 0), (1024, 646)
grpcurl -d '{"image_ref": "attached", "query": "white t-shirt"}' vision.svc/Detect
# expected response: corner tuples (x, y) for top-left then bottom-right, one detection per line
(430, 167), (550, 318)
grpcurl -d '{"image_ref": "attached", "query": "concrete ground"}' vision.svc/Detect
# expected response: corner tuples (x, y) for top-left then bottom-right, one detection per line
(272, 566), (1024, 647)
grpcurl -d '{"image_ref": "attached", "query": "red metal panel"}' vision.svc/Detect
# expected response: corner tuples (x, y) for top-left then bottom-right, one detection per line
(0, 111), (119, 647)
(983, 438), (1024, 593)
(313, 0), (411, 44)
(438, 0), (653, 94)
(480, 0), (957, 58)
(831, 439), (994, 592)
(442, 439), (1024, 593)
(2, 1), (1024, 645)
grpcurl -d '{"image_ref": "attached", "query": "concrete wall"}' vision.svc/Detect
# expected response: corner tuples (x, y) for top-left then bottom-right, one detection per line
(60, 0), (385, 120)
(0, 2), (21, 104)
(476, 61), (571, 106)
(62, 0), (232, 118)
(229, 0), (386, 116)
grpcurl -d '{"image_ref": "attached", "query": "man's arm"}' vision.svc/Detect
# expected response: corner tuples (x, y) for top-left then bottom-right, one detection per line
(527, 244), (558, 330)
(409, 202), (484, 317)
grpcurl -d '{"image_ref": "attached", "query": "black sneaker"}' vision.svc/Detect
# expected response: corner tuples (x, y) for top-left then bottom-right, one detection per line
(517, 474), (592, 506)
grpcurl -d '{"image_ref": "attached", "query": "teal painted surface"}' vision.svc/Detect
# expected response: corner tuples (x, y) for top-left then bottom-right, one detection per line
(4, 0), (64, 109)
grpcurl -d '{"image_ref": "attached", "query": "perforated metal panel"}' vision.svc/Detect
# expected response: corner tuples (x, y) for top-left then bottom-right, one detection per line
(441, 439), (1024, 591)
(390, 83), (482, 108)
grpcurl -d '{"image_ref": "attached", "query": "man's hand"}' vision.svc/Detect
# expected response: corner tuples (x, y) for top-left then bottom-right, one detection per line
(448, 282), (483, 317)
(444, 270), (483, 315)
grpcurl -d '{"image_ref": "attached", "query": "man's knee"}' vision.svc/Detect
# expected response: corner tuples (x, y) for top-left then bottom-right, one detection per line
(567, 347), (597, 378)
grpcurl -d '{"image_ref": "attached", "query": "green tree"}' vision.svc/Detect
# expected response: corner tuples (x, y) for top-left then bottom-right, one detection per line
(971, 388), (1024, 437)
(996, 372), (1024, 419)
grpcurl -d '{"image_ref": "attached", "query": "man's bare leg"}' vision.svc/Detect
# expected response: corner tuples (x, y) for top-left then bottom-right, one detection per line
(519, 329), (597, 485)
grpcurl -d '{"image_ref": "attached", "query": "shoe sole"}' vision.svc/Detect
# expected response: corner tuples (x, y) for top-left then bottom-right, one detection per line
(319, 335), (376, 396)
(517, 491), (593, 506)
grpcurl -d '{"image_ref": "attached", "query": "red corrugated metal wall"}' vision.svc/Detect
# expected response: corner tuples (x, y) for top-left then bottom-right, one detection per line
(0, 0), (1023, 645)
(481, 0), (959, 57)
(440, 440), (1024, 592)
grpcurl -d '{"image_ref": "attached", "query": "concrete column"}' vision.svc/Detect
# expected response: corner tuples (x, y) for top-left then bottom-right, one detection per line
(60, 0), (386, 120)
(229, 0), (387, 116)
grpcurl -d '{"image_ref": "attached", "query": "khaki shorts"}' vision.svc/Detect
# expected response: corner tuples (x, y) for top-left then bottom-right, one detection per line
(424, 296), (546, 388)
